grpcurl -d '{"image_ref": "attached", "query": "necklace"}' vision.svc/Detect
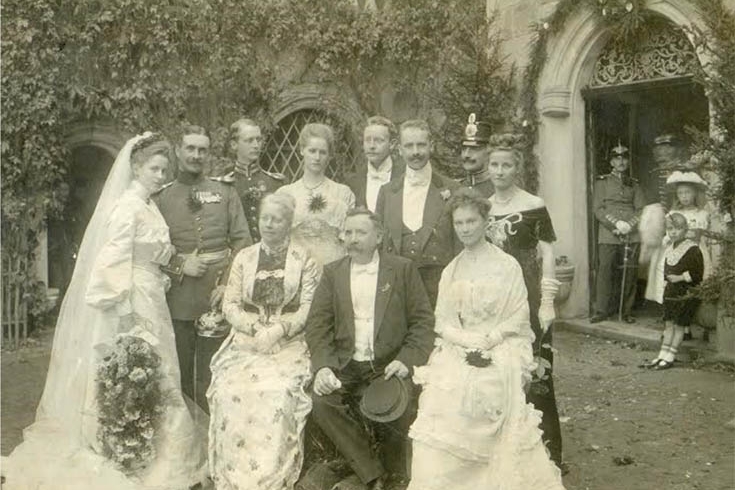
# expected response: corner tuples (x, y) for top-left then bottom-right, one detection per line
(494, 189), (516, 205)
(302, 177), (326, 196)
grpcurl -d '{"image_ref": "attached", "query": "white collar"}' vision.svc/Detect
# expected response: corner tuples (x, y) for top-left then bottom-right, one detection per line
(351, 250), (380, 273)
(367, 156), (393, 176)
(405, 162), (432, 186)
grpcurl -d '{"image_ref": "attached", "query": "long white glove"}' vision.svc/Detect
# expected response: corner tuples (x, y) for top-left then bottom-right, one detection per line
(538, 277), (561, 333)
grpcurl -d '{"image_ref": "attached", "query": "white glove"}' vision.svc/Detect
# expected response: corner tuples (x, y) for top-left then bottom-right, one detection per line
(615, 220), (632, 235)
(538, 278), (561, 333)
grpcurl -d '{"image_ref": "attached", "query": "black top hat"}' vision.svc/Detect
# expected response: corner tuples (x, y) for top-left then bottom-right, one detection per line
(359, 376), (412, 423)
(462, 113), (492, 147)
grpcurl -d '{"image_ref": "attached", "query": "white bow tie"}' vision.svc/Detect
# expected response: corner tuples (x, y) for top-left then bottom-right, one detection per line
(353, 262), (378, 274)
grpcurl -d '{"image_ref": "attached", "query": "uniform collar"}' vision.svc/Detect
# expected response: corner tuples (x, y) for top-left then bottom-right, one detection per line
(467, 167), (491, 185)
(177, 171), (205, 185)
(234, 161), (261, 177)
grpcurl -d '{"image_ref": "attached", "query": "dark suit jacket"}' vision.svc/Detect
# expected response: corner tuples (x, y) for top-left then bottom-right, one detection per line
(344, 156), (406, 210)
(305, 253), (435, 375)
(374, 167), (462, 269)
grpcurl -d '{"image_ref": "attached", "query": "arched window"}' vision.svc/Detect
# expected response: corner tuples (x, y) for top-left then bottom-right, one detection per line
(261, 109), (359, 182)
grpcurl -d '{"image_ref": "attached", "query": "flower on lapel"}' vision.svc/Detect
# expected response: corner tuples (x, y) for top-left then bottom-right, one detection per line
(440, 189), (451, 201)
(379, 282), (391, 293)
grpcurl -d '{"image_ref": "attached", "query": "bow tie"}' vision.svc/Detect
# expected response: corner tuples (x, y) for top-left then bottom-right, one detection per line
(353, 262), (378, 275)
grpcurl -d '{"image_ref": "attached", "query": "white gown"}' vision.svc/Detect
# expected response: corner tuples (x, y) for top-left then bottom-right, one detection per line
(276, 178), (355, 266)
(408, 243), (565, 490)
(2, 184), (206, 490)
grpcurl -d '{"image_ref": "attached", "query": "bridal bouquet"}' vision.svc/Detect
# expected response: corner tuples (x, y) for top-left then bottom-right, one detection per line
(96, 334), (164, 472)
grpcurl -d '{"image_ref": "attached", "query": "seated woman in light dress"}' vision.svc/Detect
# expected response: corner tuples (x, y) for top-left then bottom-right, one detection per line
(407, 188), (565, 490)
(207, 193), (321, 490)
(277, 123), (355, 265)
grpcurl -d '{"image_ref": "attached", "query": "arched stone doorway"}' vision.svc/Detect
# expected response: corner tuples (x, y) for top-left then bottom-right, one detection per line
(46, 123), (126, 294)
(535, 0), (710, 319)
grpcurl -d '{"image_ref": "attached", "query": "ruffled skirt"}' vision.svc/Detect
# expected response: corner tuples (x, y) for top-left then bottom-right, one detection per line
(407, 340), (564, 490)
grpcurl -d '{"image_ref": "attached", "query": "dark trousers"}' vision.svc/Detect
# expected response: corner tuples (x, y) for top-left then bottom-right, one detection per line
(310, 360), (417, 484)
(172, 320), (225, 414)
(595, 243), (640, 317)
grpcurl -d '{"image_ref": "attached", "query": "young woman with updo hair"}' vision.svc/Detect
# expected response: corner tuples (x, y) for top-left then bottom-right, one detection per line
(485, 132), (565, 469)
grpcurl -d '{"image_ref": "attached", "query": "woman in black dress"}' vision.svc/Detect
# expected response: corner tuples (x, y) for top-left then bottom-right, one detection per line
(641, 212), (703, 370)
(485, 133), (564, 468)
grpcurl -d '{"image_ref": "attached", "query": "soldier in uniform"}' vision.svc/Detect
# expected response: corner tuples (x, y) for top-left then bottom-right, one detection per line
(459, 113), (494, 197)
(219, 118), (287, 242)
(154, 124), (252, 411)
(591, 143), (646, 324)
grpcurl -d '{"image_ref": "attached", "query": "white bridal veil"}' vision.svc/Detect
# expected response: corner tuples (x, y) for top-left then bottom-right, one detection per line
(27, 133), (150, 447)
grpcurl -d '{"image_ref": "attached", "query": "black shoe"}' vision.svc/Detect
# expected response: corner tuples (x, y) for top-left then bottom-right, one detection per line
(683, 331), (693, 341)
(638, 358), (661, 369)
(623, 315), (636, 324)
(590, 314), (607, 324)
(653, 360), (674, 370)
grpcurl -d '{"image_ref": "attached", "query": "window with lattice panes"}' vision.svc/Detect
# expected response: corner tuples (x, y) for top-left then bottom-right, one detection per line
(261, 109), (359, 183)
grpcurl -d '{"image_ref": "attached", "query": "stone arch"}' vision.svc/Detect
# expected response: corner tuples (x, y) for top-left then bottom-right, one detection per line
(64, 120), (128, 157)
(534, 1), (708, 318)
(265, 84), (364, 180)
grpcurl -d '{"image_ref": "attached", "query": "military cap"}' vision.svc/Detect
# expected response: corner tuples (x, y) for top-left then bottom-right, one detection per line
(462, 113), (492, 147)
(610, 143), (629, 156)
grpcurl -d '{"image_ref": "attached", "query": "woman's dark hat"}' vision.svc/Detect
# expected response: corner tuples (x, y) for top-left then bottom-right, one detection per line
(360, 376), (412, 423)
(462, 113), (492, 147)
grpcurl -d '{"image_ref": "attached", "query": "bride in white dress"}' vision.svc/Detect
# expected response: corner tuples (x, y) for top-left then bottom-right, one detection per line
(407, 188), (565, 490)
(2, 133), (206, 490)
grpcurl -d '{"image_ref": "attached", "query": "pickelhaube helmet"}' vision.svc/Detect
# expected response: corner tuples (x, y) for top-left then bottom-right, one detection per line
(462, 113), (492, 147)
(610, 142), (629, 156)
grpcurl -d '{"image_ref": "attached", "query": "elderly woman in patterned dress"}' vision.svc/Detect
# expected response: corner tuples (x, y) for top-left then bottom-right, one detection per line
(207, 193), (321, 490)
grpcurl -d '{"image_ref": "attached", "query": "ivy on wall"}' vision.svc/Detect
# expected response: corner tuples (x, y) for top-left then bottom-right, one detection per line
(518, 0), (733, 308)
(2, 0), (514, 325)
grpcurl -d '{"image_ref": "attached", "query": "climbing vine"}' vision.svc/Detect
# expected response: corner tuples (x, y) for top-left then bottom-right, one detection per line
(518, 0), (733, 308)
(2, 0), (514, 327)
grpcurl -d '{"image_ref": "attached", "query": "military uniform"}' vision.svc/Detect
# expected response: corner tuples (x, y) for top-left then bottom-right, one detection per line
(221, 163), (287, 241)
(460, 168), (494, 197)
(593, 171), (646, 319)
(154, 171), (251, 410)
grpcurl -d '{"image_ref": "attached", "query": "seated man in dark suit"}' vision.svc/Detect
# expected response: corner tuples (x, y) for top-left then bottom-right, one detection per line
(305, 208), (435, 490)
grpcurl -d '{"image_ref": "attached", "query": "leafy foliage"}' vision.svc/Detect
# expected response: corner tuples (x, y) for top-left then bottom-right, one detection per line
(2, 0), (514, 324)
(685, 1), (735, 311)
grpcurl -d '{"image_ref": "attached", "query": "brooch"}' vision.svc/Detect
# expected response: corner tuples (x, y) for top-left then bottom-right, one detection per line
(379, 282), (391, 293)
(440, 189), (451, 201)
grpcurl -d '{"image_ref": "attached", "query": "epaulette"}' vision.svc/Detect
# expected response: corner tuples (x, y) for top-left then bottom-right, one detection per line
(262, 169), (287, 181)
(152, 181), (174, 194)
(209, 171), (235, 184)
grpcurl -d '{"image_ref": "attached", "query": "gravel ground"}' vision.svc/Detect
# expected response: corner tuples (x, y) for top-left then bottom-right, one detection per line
(2, 326), (734, 489)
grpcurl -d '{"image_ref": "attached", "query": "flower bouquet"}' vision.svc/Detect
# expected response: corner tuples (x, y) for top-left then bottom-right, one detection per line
(465, 349), (493, 368)
(96, 334), (164, 472)
(196, 309), (232, 338)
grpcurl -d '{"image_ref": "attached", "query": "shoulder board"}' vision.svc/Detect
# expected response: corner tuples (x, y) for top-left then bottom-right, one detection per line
(152, 181), (174, 194)
(262, 169), (287, 181)
(209, 172), (235, 184)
